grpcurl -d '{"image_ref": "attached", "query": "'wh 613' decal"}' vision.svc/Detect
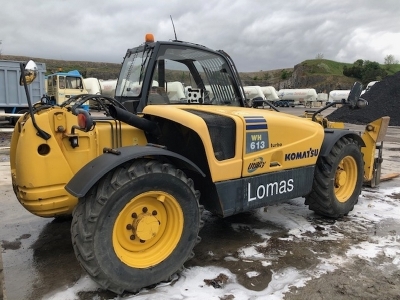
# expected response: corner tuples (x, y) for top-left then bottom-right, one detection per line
(246, 132), (269, 153)
(244, 116), (269, 154)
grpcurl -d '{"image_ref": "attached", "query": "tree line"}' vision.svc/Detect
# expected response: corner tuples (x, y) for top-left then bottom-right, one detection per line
(343, 54), (398, 85)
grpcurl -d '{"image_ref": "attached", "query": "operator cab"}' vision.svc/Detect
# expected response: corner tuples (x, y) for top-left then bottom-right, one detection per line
(115, 34), (246, 113)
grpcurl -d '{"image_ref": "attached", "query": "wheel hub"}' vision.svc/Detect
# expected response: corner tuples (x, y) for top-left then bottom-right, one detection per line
(335, 169), (347, 187)
(134, 214), (160, 241)
(113, 191), (184, 268)
(126, 207), (161, 242)
(334, 155), (358, 203)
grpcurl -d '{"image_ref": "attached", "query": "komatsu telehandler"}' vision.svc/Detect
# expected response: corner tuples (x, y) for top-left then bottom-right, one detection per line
(11, 34), (389, 294)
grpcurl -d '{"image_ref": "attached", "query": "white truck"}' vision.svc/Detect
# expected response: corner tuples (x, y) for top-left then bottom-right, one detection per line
(276, 88), (318, 107)
(166, 81), (186, 102)
(242, 85), (280, 107)
(83, 78), (117, 98)
(316, 93), (328, 107)
(260, 86), (279, 101)
(328, 90), (351, 104)
(243, 85), (265, 103)
(85, 78), (188, 104)
(361, 81), (379, 95)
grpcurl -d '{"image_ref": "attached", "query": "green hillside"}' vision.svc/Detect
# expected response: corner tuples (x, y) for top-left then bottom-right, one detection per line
(1, 55), (398, 90)
(300, 59), (353, 75)
(300, 58), (400, 76)
(240, 58), (400, 90)
(0, 55), (122, 79)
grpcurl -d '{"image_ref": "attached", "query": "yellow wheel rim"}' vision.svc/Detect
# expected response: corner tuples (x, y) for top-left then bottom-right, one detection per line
(334, 155), (358, 203)
(112, 191), (183, 268)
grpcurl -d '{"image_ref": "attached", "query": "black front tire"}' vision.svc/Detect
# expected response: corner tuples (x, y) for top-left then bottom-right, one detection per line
(305, 136), (363, 218)
(71, 159), (202, 294)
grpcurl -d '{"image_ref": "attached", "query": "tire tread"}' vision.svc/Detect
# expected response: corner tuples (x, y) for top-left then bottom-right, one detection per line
(305, 136), (363, 218)
(71, 158), (202, 294)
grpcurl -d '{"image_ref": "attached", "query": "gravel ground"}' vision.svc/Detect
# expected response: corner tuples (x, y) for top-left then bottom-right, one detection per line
(0, 132), (11, 162)
(0, 132), (11, 145)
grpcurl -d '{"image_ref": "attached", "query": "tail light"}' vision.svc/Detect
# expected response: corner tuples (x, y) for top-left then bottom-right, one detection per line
(76, 109), (94, 132)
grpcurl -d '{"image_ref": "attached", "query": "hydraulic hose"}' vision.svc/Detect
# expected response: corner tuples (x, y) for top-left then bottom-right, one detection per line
(107, 105), (160, 136)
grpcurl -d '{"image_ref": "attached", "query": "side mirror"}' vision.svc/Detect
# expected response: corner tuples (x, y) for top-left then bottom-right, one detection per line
(20, 60), (38, 86)
(251, 97), (264, 108)
(346, 82), (363, 108)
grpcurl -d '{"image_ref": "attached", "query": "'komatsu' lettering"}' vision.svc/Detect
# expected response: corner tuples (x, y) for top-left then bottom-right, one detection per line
(285, 148), (319, 161)
(248, 179), (294, 201)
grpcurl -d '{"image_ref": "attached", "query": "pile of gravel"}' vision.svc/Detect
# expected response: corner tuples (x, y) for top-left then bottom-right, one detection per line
(327, 72), (400, 126)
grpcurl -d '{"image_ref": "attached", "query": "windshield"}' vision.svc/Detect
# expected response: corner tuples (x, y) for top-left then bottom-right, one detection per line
(116, 47), (151, 98)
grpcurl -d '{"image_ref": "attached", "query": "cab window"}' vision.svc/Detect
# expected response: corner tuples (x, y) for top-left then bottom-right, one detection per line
(149, 46), (241, 106)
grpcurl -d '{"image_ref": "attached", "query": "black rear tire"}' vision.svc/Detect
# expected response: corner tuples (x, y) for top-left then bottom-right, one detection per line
(305, 136), (363, 218)
(71, 159), (202, 294)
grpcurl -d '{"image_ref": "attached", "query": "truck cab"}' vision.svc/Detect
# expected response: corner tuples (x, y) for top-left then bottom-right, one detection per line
(45, 70), (88, 104)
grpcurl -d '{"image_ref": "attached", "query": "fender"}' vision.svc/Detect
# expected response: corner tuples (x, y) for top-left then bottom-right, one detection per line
(65, 145), (205, 198)
(320, 129), (365, 157)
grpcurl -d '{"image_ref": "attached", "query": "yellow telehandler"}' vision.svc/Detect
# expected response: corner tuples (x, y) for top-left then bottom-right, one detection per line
(10, 34), (389, 294)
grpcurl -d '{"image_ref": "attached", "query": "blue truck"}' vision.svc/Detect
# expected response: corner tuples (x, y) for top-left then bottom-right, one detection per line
(0, 60), (46, 123)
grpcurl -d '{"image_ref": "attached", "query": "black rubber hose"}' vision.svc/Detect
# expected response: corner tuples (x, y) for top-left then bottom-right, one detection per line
(107, 105), (160, 136)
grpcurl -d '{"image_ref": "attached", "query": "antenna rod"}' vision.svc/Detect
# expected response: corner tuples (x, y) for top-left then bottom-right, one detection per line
(170, 15), (177, 40)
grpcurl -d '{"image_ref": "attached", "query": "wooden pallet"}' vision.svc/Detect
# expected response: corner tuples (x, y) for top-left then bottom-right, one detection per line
(380, 173), (400, 182)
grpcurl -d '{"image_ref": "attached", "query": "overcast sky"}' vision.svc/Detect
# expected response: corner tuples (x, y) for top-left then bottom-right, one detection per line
(1, 0), (399, 71)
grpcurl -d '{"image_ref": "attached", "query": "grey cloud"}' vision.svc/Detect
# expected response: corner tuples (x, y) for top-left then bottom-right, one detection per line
(0, 0), (399, 71)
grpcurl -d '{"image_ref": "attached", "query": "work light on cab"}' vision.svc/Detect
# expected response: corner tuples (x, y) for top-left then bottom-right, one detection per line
(145, 33), (154, 43)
